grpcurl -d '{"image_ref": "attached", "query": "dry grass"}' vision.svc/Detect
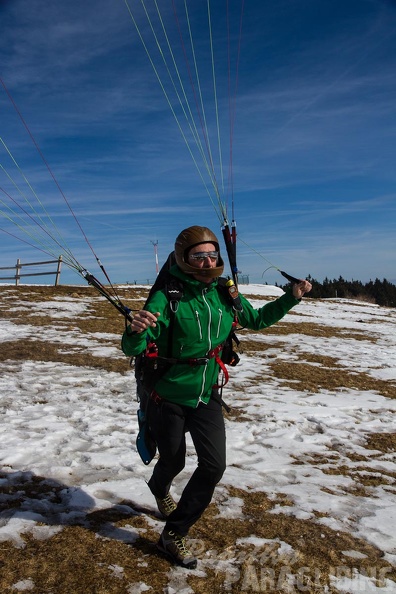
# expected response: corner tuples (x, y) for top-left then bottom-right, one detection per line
(239, 320), (376, 341)
(237, 339), (395, 399)
(0, 339), (128, 374)
(268, 359), (394, 398)
(0, 474), (394, 594)
(365, 432), (396, 453)
(189, 487), (395, 593)
(0, 284), (395, 593)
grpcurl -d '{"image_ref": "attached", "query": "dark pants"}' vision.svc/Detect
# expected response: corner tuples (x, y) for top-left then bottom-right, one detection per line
(147, 394), (226, 536)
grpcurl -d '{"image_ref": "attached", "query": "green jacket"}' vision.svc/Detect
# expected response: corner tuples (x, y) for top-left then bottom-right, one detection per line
(122, 266), (300, 408)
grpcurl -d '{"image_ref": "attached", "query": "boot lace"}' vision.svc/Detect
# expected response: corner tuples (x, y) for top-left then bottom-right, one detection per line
(157, 493), (177, 516)
(168, 531), (191, 557)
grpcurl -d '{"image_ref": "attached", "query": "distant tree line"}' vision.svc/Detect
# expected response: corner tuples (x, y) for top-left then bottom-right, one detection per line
(279, 276), (396, 308)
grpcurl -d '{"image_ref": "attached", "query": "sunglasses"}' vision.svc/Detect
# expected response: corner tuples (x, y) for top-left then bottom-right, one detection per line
(189, 251), (219, 262)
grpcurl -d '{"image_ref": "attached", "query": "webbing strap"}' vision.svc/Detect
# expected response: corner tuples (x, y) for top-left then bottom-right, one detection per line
(205, 342), (230, 388)
(145, 339), (229, 369)
(213, 354), (229, 388)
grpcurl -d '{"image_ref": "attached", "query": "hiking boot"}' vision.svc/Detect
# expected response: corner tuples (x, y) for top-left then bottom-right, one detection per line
(155, 492), (177, 518)
(157, 528), (197, 569)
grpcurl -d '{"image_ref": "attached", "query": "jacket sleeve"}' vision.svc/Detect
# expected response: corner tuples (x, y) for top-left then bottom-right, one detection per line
(121, 290), (170, 357)
(238, 289), (300, 331)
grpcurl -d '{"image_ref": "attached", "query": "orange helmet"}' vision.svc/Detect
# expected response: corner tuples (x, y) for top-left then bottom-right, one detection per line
(174, 226), (224, 278)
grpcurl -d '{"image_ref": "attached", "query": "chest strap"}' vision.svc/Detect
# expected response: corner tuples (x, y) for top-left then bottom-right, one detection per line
(145, 341), (227, 375)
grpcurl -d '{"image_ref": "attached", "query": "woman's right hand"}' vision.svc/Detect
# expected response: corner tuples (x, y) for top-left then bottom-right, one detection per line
(130, 310), (160, 333)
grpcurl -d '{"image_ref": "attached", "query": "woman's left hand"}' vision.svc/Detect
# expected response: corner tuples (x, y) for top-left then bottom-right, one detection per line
(292, 280), (312, 299)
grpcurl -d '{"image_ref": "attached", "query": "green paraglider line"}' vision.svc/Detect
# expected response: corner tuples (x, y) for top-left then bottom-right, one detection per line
(0, 4), (303, 320)
(0, 78), (127, 309)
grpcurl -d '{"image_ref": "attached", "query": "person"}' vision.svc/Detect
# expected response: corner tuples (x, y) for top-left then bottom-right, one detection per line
(121, 225), (312, 569)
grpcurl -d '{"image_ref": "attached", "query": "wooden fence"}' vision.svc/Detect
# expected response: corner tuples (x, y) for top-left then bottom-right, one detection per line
(0, 256), (62, 286)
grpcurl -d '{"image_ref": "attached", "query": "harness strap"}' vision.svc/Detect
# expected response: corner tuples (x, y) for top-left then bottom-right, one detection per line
(150, 390), (162, 405)
(151, 354), (210, 367)
(213, 354), (229, 388)
(150, 387), (231, 414)
(148, 341), (227, 369)
(211, 390), (231, 413)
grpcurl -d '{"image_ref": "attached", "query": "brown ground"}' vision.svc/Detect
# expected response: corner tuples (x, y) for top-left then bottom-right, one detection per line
(0, 284), (395, 593)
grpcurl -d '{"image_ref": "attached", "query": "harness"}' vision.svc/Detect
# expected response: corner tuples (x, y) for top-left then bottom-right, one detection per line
(133, 275), (242, 410)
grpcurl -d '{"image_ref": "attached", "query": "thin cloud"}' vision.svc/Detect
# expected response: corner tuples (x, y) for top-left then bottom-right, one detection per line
(1, 0), (395, 285)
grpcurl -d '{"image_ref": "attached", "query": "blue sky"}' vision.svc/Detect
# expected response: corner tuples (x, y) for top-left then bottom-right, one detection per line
(1, 0), (395, 286)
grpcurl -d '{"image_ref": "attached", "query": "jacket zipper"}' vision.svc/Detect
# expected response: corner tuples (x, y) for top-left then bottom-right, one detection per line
(195, 310), (203, 340)
(196, 289), (213, 403)
(217, 308), (223, 338)
(202, 289), (212, 351)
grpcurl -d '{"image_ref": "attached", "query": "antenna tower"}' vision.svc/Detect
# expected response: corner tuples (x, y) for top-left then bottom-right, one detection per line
(151, 240), (159, 276)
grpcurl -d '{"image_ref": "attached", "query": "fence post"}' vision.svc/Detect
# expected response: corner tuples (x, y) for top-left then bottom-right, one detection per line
(15, 258), (21, 286)
(55, 255), (62, 286)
